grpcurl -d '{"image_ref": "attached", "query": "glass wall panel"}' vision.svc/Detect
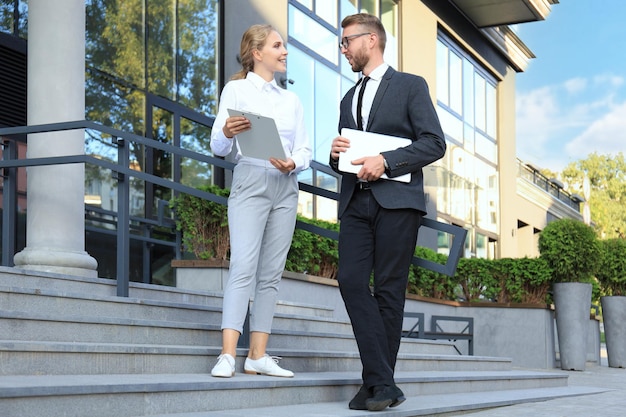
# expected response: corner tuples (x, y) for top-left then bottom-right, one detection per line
(436, 40), (448, 105)
(474, 75), (486, 132)
(317, 1), (338, 27)
(449, 51), (463, 115)
(463, 59), (474, 126)
(180, 118), (213, 188)
(436, 105), (463, 143)
(176, 1), (219, 115)
(86, 0), (146, 91)
(289, 5), (338, 65)
(147, 0), (176, 100)
(314, 62), (341, 160)
(486, 82), (497, 138)
(288, 46), (315, 150)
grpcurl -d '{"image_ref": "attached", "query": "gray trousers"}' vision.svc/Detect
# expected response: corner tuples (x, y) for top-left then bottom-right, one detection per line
(221, 158), (299, 334)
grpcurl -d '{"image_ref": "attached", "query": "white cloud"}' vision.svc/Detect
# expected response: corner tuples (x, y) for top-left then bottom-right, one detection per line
(565, 101), (626, 158)
(516, 75), (625, 171)
(563, 77), (587, 94)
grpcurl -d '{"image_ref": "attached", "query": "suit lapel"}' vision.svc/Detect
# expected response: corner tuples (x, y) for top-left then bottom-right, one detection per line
(366, 67), (395, 131)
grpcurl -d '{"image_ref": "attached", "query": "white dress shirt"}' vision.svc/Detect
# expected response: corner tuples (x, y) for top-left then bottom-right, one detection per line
(210, 72), (312, 175)
(352, 63), (389, 131)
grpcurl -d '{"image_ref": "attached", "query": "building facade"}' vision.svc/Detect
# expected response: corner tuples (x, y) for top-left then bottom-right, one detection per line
(0, 0), (582, 284)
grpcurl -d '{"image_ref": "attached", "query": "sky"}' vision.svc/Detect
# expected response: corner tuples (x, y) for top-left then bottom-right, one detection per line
(513, 0), (626, 173)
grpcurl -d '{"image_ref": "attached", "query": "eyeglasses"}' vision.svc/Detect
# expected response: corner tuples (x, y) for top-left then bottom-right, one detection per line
(339, 32), (372, 50)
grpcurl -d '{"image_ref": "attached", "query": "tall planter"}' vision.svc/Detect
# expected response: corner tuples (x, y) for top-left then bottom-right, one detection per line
(553, 282), (592, 371)
(600, 295), (626, 368)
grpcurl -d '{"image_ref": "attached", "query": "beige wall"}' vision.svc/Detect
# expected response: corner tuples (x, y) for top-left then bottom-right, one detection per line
(399, 1), (438, 100)
(498, 66), (520, 258)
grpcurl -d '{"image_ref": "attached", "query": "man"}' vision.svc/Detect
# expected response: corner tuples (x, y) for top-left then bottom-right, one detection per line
(329, 13), (446, 412)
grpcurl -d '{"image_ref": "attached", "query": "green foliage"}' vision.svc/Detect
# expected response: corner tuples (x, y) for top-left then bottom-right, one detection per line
(538, 218), (600, 283)
(492, 257), (553, 304)
(596, 238), (626, 296)
(171, 186), (339, 278)
(286, 218), (339, 279)
(170, 185), (230, 260)
(454, 258), (499, 302)
(560, 152), (626, 239)
(408, 247), (458, 300)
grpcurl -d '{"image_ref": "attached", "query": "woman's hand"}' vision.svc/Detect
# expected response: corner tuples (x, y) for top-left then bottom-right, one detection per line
(270, 157), (296, 174)
(222, 116), (251, 138)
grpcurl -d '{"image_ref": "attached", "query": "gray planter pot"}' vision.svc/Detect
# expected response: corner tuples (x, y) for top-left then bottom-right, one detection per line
(600, 295), (626, 368)
(553, 282), (592, 371)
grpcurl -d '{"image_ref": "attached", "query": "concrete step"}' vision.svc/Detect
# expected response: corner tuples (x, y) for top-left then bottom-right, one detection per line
(0, 370), (582, 417)
(0, 339), (510, 376)
(0, 267), (335, 319)
(151, 386), (608, 417)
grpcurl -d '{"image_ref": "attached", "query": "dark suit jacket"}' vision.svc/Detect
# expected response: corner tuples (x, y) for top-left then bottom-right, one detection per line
(330, 67), (446, 219)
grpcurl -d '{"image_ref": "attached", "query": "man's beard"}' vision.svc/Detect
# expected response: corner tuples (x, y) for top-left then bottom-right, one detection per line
(350, 49), (368, 73)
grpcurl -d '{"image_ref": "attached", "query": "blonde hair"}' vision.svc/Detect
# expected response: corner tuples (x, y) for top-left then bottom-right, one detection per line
(341, 13), (386, 52)
(231, 24), (275, 80)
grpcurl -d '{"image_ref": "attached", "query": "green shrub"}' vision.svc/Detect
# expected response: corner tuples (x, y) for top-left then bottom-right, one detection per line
(286, 217), (339, 279)
(454, 257), (499, 302)
(538, 218), (600, 283)
(596, 238), (626, 296)
(171, 186), (339, 278)
(492, 257), (553, 304)
(408, 247), (458, 300)
(170, 185), (230, 260)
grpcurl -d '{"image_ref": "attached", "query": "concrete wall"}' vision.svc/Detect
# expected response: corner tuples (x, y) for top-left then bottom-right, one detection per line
(175, 265), (601, 370)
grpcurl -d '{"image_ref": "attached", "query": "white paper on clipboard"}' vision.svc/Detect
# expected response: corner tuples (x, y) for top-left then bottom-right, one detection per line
(227, 109), (287, 160)
(339, 128), (412, 183)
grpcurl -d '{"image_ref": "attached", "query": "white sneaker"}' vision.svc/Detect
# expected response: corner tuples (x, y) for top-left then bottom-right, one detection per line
(211, 353), (235, 378)
(244, 355), (294, 378)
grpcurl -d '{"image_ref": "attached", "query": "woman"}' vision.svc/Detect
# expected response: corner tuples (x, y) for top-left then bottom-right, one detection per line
(209, 24), (311, 378)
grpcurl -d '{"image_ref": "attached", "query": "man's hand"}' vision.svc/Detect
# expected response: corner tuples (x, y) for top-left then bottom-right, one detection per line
(352, 154), (386, 182)
(331, 136), (350, 160)
(270, 157), (296, 174)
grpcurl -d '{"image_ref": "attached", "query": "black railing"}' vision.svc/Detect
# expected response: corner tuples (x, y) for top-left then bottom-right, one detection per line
(0, 120), (465, 297)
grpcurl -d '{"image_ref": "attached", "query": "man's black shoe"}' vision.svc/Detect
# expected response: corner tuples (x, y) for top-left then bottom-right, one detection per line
(348, 385), (371, 410)
(365, 384), (406, 411)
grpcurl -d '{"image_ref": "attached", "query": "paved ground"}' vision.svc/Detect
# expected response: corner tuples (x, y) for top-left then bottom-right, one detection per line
(463, 345), (626, 417)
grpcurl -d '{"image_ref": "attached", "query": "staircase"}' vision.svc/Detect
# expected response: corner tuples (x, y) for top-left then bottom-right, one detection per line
(0, 267), (605, 417)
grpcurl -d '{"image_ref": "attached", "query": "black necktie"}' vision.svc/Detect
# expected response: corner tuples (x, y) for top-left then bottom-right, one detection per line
(356, 76), (370, 131)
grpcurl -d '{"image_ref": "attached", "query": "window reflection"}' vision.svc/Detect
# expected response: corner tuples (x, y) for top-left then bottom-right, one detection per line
(289, 5), (338, 65)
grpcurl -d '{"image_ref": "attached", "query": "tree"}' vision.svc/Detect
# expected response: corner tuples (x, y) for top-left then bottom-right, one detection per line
(560, 152), (626, 239)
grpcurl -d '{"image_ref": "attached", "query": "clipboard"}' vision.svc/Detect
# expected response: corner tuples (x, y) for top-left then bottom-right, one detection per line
(227, 109), (287, 160)
(339, 128), (412, 183)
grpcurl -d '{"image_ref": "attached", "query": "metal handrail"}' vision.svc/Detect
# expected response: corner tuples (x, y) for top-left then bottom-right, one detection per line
(0, 120), (465, 297)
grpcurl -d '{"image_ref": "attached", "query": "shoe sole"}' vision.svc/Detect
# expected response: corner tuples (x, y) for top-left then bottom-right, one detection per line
(211, 372), (234, 378)
(244, 369), (294, 378)
(366, 394), (406, 411)
(390, 395), (406, 407)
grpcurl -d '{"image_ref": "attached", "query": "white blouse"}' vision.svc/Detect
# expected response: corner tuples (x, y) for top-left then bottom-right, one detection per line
(210, 72), (312, 175)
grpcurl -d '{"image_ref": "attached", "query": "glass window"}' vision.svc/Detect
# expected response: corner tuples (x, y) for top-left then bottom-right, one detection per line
(463, 59), (474, 126)
(486, 82), (497, 138)
(287, 46), (316, 151)
(289, 5), (338, 65)
(180, 118), (213, 188)
(449, 51), (463, 115)
(475, 132), (496, 164)
(359, 0), (378, 15)
(436, 40), (448, 105)
(314, 62), (341, 160)
(474, 75), (486, 132)
(317, 1), (338, 27)
(294, 0), (313, 10)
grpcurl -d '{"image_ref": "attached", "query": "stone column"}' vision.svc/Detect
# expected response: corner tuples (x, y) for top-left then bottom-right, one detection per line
(13, 0), (98, 277)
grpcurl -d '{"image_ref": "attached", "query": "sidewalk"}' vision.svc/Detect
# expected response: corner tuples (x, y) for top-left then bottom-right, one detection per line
(464, 346), (626, 417)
